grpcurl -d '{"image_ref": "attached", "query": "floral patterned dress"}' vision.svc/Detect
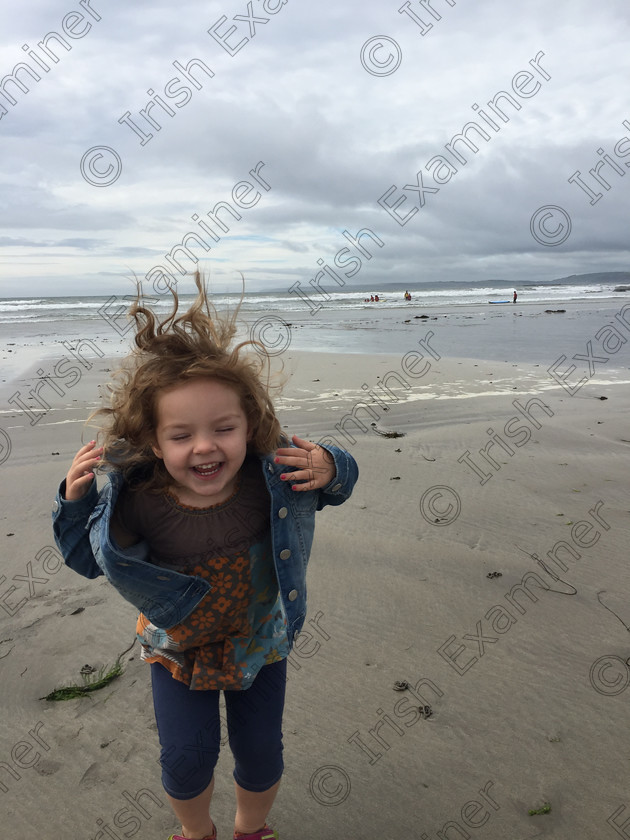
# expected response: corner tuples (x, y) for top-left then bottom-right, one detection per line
(113, 456), (289, 690)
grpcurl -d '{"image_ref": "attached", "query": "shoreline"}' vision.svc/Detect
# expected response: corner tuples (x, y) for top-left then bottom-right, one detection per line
(2, 297), (630, 386)
(3, 348), (629, 436)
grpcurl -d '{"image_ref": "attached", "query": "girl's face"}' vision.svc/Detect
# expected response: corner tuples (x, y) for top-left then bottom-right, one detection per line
(151, 378), (250, 507)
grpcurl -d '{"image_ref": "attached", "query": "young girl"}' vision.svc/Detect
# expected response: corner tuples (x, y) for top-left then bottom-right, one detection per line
(52, 274), (358, 840)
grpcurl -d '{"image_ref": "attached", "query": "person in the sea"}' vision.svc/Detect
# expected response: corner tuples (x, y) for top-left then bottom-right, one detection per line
(52, 273), (359, 840)
(513, 290), (517, 303)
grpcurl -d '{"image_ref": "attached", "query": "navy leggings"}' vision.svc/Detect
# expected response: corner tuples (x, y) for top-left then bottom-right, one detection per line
(150, 659), (287, 799)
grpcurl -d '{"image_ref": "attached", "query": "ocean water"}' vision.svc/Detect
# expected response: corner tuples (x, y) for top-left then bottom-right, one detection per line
(1, 278), (629, 382)
(0, 276), (627, 327)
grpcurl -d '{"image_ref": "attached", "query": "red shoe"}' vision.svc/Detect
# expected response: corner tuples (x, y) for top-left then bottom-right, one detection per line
(233, 826), (278, 840)
(168, 827), (217, 840)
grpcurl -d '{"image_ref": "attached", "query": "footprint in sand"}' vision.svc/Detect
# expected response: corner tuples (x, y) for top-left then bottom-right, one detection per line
(33, 758), (62, 777)
(79, 761), (121, 789)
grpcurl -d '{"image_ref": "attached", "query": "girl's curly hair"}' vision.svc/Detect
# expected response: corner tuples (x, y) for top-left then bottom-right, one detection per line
(90, 272), (284, 491)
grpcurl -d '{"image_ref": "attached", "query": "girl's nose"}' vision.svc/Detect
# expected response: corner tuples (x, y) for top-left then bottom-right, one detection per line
(192, 435), (217, 454)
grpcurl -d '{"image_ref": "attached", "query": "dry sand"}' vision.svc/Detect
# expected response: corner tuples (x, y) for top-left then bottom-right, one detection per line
(1, 345), (629, 839)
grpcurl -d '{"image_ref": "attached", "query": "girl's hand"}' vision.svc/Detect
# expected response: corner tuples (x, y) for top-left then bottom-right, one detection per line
(65, 441), (102, 501)
(275, 435), (336, 491)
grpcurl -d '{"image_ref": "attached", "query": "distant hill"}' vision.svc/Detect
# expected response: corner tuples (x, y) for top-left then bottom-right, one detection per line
(551, 272), (630, 286)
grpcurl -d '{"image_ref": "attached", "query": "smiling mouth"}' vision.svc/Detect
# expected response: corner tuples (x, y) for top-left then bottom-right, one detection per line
(192, 462), (223, 477)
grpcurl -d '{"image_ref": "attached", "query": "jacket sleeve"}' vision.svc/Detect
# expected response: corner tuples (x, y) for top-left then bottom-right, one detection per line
(52, 478), (104, 579)
(316, 445), (359, 510)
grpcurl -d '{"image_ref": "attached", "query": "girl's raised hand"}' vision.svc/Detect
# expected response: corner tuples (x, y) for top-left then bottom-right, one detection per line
(65, 441), (102, 501)
(275, 435), (336, 491)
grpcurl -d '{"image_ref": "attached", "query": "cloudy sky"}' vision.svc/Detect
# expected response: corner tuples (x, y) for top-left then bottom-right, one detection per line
(1, 0), (629, 296)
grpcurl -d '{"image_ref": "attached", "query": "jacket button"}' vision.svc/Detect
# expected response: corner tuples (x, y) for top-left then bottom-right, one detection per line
(279, 549), (291, 560)
(52, 500), (59, 513)
(331, 483), (341, 492)
(288, 589), (298, 601)
(278, 507), (288, 519)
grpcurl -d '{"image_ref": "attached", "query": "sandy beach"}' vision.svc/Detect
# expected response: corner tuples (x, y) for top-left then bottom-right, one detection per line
(1, 312), (629, 839)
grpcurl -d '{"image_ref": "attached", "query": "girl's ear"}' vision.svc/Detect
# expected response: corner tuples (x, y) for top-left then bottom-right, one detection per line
(151, 441), (163, 459)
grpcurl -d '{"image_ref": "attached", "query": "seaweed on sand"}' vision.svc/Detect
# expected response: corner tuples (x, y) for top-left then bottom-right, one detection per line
(42, 639), (135, 701)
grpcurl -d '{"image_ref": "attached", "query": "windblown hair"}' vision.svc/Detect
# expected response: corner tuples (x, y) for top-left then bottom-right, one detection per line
(91, 272), (284, 491)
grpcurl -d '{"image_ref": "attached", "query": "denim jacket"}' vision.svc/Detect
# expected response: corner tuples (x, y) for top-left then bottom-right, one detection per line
(52, 446), (358, 646)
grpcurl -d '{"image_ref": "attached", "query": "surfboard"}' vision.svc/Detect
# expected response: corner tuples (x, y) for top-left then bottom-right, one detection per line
(488, 300), (510, 304)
